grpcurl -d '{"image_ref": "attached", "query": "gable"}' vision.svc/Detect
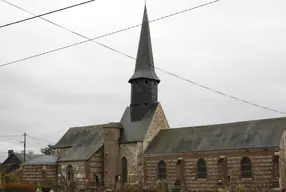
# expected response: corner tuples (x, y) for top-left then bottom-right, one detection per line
(144, 117), (286, 154)
(2, 154), (22, 165)
(142, 103), (169, 152)
(55, 124), (106, 162)
(120, 103), (158, 143)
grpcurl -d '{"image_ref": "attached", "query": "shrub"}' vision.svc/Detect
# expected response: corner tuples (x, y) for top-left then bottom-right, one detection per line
(236, 184), (245, 192)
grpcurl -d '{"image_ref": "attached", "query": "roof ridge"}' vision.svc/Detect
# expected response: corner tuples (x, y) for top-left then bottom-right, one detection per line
(171, 116), (286, 130)
(70, 123), (111, 129)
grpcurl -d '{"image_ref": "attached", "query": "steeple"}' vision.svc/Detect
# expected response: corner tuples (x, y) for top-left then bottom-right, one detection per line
(129, 6), (160, 83)
(128, 6), (160, 122)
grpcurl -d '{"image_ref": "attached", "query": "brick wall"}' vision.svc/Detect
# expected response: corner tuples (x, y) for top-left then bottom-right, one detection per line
(103, 124), (121, 188)
(21, 164), (57, 187)
(86, 147), (104, 188)
(280, 131), (286, 188)
(88, 147), (104, 187)
(143, 149), (280, 192)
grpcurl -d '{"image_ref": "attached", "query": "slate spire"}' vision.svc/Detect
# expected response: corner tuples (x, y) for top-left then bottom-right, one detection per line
(128, 6), (160, 83)
(128, 6), (160, 122)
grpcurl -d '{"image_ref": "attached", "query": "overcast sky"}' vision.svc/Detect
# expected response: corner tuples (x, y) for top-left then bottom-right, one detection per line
(0, 0), (285, 162)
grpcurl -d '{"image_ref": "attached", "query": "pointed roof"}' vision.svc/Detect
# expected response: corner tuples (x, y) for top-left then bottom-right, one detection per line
(129, 6), (160, 83)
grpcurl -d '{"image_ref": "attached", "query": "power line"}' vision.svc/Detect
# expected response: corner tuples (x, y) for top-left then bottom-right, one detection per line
(0, 0), (97, 29)
(155, 68), (286, 115)
(27, 135), (43, 148)
(0, 136), (22, 141)
(0, 134), (22, 138)
(2, 0), (134, 61)
(0, 0), (222, 67)
(26, 134), (56, 144)
(1, 0), (285, 115)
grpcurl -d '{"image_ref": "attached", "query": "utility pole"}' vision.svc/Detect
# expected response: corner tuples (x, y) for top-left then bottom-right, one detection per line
(23, 132), (26, 162)
(19, 133), (27, 162)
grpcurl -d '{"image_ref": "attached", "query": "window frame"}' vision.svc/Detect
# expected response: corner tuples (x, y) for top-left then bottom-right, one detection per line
(121, 156), (128, 183)
(241, 157), (252, 179)
(196, 158), (207, 179)
(157, 160), (167, 179)
(66, 164), (74, 182)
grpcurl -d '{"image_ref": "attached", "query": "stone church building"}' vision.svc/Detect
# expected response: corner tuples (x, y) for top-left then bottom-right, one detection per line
(48, 6), (286, 192)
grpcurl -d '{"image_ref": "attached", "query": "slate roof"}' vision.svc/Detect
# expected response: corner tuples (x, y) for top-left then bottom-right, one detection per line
(129, 6), (160, 83)
(14, 153), (40, 162)
(23, 155), (57, 165)
(2, 152), (40, 165)
(54, 124), (106, 162)
(120, 103), (158, 143)
(144, 117), (286, 154)
(53, 102), (158, 160)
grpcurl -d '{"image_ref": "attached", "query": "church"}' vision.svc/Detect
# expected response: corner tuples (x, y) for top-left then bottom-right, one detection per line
(20, 6), (286, 192)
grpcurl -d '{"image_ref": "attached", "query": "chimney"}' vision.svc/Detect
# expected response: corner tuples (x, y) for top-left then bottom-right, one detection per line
(8, 150), (14, 157)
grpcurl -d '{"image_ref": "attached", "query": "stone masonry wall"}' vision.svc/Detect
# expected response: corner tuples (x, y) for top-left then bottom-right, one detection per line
(58, 161), (86, 190)
(142, 103), (169, 152)
(120, 142), (143, 185)
(144, 149), (279, 192)
(118, 103), (169, 186)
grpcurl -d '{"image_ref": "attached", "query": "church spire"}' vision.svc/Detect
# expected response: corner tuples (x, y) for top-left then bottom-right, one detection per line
(128, 6), (160, 83)
(128, 6), (160, 122)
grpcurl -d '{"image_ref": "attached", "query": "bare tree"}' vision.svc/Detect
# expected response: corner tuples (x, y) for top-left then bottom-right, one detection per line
(81, 172), (101, 192)
(56, 152), (81, 192)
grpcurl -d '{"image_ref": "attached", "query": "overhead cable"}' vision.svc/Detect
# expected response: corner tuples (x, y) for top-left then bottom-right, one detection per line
(0, 0), (97, 29)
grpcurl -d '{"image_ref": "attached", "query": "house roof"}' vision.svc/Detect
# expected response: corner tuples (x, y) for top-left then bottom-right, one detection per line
(54, 124), (106, 162)
(14, 153), (40, 162)
(144, 117), (286, 154)
(120, 103), (158, 143)
(2, 152), (40, 165)
(23, 155), (57, 165)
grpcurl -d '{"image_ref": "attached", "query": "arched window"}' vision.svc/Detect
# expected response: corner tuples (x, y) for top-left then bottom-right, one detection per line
(121, 157), (128, 183)
(157, 161), (166, 179)
(66, 164), (74, 181)
(241, 157), (252, 178)
(197, 159), (207, 178)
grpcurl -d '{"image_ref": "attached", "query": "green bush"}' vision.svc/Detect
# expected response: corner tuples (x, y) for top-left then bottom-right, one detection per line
(236, 184), (245, 192)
